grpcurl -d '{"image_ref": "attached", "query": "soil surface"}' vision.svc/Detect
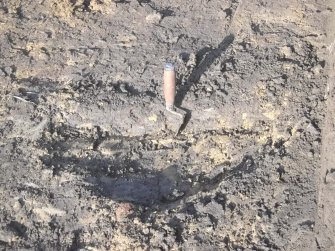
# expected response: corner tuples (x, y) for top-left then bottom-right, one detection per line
(0, 0), (334, 250)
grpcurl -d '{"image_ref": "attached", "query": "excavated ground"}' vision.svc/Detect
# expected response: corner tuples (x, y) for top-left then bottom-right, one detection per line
(0, 0), (334, 250)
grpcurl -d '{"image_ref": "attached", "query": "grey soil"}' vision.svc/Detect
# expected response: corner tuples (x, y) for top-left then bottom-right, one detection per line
(0, 0), (334, 250)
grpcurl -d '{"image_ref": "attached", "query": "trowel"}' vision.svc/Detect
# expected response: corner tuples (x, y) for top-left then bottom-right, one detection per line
(163, 63), (186, 135)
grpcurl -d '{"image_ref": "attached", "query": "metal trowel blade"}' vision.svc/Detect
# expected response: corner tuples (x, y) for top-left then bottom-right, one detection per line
(165, 107), (186, 135)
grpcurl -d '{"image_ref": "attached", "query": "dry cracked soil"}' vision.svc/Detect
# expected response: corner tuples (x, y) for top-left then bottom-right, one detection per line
(0, 0), (335, 250)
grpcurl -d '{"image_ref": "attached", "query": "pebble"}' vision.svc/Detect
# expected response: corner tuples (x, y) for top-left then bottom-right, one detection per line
(186, 53), (197, 68)
(146, 13), (162, 24)
(224, 61), (234, 71)
(205, 84), (213, 93)
(311, 64), (323, 75)
(312, 140), (320, 147)
(119, 83), (128, 93)
(142, 227), (150, 235)
(279, 46), (293, 59)
(325, 170), (335, 183)
(4, 66), (13, 76)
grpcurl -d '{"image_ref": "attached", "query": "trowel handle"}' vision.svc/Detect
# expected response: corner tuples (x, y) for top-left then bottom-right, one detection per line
(163, 63), (176, 110)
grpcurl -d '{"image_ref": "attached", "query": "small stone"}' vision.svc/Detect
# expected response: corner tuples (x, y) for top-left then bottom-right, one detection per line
(119, 83), (128, 93)
(223, 61), (234, 71)
(142, 227), (150, 234)
(279, 46), (293, 59)
(186, 53), (197, 68)
(313, 140), (320, 147)
(325, 170), (335, 184)
(311, 64), (323, 75)
(194, 201), (224, 219)
(205, 85), (213, 92)
(171, 189), (184, 198)
(18, 198), (25, 207)
(146, 13), (162, 24)
(4, 66), (13, 76)
(272, 77), (283, 85)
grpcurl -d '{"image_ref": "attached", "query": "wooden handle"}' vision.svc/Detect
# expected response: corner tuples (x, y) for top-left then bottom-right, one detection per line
(163, 63), (176, 110)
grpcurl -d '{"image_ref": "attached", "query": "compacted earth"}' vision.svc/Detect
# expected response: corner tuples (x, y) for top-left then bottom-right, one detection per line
(0, 0), (334, 250)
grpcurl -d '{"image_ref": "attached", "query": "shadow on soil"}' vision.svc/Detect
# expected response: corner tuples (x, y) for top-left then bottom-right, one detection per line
(175, 34), (235, 131)
(41, 149), (256, 209)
